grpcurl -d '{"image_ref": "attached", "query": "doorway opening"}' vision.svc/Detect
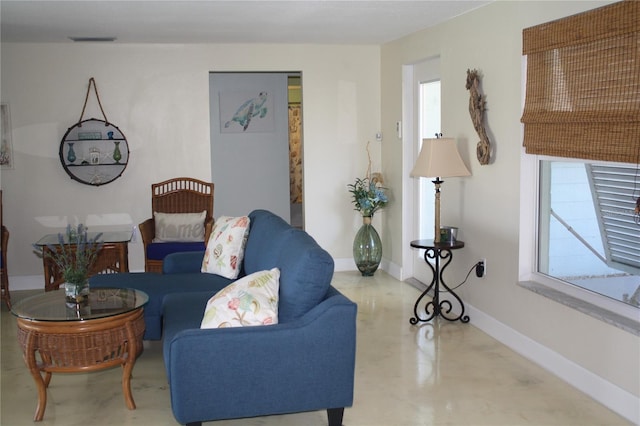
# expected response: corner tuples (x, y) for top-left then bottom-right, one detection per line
(209, 72), (303, 227)
(401, 57), (440, 282)
(288, 75), (303, 229)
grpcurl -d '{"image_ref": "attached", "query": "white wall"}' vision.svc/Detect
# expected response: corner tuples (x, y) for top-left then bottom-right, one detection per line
(380, 0), (638, 415)
(0, 43), (381, 279)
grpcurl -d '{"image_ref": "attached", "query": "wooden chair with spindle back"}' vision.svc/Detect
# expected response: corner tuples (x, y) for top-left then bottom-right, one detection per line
(138, 178), (214, 273)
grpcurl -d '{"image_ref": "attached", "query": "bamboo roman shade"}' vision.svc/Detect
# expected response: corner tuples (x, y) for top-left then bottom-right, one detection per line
(521, 1), (640, 164)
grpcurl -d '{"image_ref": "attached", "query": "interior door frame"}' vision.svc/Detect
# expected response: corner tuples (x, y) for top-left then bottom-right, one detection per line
(401, 57), (440, 282)
(209, 71), (303, 224)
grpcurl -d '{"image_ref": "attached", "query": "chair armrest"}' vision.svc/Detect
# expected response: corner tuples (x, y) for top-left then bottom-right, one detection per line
(163, 251), (206, 274)
(138, 218), (155, 247)
(165, 289), (357, 424)
(1, 226), (8, 264)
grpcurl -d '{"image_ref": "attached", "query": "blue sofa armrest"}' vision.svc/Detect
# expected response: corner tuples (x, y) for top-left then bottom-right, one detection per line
(163, 288), (357, 425)
(162, 251), (205, 274)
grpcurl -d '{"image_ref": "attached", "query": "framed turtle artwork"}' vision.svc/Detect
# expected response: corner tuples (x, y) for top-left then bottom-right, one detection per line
(219, 90), (275, 133)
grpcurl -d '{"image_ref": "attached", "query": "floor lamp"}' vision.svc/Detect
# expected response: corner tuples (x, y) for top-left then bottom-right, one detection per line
(410, 136), (471, 243)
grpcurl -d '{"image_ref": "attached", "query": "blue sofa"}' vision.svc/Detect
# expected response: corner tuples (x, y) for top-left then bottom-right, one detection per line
(90, 209), (357, 426)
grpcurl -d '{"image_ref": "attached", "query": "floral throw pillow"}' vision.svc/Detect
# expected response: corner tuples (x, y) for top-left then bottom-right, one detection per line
(201, 215), (250, 279)
(200, 268), (280, 329)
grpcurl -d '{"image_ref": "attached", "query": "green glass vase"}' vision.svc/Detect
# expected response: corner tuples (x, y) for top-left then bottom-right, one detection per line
(67, 142), (76, 163)
(353, 216), (382, 276)
(112, 141), (122, 163)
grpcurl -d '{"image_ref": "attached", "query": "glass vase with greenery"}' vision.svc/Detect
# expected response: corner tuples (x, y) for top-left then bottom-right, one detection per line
(34, 224), (103, 303)
(347, 143), (388, 276)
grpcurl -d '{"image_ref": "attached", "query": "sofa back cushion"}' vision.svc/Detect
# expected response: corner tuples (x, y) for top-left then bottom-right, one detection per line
(275, 229), (334, 322)
(244, 209), (334, 322)
(244, 210), (292, 274)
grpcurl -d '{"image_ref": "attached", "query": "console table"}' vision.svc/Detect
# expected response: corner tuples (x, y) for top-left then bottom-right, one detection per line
(11, 287), (148, 421)
(35, 230), (132, 291)
(410, 239), (469, 324)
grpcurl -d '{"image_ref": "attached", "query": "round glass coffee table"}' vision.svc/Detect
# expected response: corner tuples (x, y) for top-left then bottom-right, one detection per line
(11, 287), (148, 421)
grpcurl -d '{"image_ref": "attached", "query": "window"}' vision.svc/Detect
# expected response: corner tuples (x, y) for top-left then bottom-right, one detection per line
(418, 80), (440, 239)
(519, 154), (640, 328)
(538, 159), (640, 308)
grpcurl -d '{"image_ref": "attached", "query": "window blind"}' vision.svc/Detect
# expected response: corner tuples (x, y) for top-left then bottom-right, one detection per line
(586, 163), (640, 274)
(521, 1), (640, 164)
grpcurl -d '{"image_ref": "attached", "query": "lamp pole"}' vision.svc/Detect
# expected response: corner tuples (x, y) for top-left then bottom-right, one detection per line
(433, 177), (443, 243)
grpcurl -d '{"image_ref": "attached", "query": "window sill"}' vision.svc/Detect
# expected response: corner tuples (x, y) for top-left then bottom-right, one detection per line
(519, 280), (640, 336)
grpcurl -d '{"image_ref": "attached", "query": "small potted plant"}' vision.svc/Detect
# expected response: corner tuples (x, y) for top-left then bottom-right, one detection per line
(34, 224), (103, 305)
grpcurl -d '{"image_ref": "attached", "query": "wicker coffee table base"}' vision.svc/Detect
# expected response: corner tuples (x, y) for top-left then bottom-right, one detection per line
(16, 308), (145, 421)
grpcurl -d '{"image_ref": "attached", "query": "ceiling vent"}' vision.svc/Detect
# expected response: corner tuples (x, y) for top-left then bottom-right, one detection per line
(69, 37), (116, 42)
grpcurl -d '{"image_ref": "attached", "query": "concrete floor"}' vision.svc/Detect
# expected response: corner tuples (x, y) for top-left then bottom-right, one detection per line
(1, 271), (630, 426)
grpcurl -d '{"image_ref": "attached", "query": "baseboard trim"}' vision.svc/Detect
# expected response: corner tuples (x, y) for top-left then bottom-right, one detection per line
(334, 257), (402, 281)
(9, 275), (44, 291)
(467, 303), (639, 424)
(333, 257), (356, 272)
(381, 258), (402, 281)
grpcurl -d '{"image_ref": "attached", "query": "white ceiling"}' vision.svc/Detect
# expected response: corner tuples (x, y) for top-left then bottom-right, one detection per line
(1, 1), (491, 45)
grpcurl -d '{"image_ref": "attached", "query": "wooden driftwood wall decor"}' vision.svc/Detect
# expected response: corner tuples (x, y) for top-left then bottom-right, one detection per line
(466, 69), (491, 165)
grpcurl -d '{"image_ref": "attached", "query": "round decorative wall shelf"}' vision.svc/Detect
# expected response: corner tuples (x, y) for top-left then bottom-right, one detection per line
(59, 118), (129, 186)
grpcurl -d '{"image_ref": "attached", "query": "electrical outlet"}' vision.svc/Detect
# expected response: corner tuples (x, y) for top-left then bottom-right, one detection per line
(475, 259), (486, 278)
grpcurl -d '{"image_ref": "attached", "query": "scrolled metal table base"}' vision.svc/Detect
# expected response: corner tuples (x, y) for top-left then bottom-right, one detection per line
(410, 241), (469, 324)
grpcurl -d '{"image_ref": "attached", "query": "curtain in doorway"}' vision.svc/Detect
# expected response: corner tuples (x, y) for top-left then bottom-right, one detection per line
(289, 105), (303, 204)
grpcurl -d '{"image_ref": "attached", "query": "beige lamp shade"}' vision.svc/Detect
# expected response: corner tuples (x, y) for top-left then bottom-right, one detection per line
(410, 137), (470, 243)
(410, 138), (471, 178)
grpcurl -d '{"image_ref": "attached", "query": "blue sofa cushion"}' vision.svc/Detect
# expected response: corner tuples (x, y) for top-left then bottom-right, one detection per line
(162, 291), (214, 374)
(243, 210), (293, 274)
(162, 210), (335, 323)
(276, 229), (335, 322)
(147, 241), (206, 260)
(163, 251), (209, 274)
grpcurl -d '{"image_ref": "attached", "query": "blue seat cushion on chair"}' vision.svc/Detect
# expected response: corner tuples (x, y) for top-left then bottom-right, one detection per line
(147, 241), (206, 260)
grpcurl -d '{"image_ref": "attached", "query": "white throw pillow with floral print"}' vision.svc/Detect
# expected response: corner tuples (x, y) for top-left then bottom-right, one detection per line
(201, 215), (250, 279)
(200, 268), (280, 329)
